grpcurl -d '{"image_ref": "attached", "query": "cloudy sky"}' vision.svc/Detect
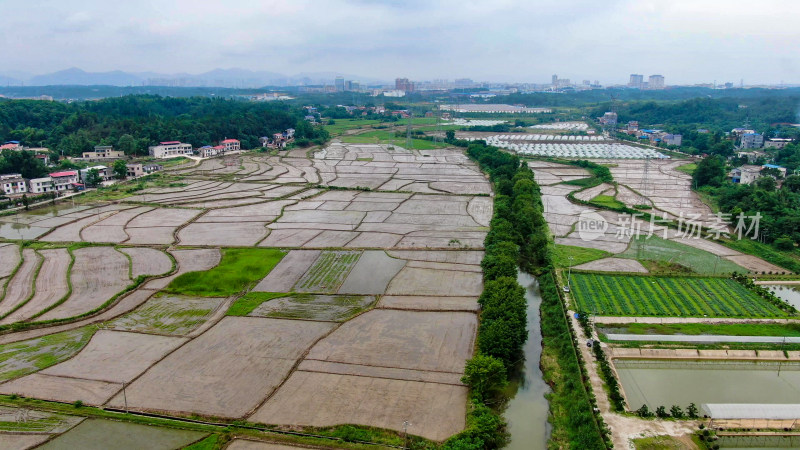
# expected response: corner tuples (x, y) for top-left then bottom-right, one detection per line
(2, 0), (799, 84)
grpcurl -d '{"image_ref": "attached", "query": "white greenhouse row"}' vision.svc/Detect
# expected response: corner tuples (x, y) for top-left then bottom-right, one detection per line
(484, 134), (605, 142)
(448, 119), (508, 127)
(485, 141), (668, 159)
(530, 122), (589, 130)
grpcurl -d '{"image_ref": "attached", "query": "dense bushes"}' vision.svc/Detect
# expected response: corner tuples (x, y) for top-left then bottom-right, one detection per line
(540, 273), (610, 449)
(0, 96), (302, 155)
(455, 141), (608, 449)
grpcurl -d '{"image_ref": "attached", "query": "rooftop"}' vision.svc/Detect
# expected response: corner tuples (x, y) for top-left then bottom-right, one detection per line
(49, 170), (78, 177)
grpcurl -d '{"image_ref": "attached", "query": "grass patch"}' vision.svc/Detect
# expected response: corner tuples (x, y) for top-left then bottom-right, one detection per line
(552, 244), (610, 267)
(0, 395), (397, 450)
(182, 434), (224, 450)
(639, 259), (694, 274)
(340, 130), (449, 150)
(590, 194), (626, 209)
(74, 173), (186, 203)
(164, 248), (285, 297)
(295, 251), (361, 294)
(723, 237), (800, 274)
(570, 273), (787, 317)
(109, 294), (223, 335)
(226, 292), (288, 316)
(561, 177), (600, 187)
(619, 234), (746, 275)
(244, 294), (376, 322)
(674, 163), (697, 176)
(0, 327), (95, 381)
(633, 435), (690, 450)
(599, 322), (800, 337)
(323, 119), (383, 136)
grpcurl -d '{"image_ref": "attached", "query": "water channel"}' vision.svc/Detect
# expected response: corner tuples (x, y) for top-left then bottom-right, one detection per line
(616, 359), (800, 410)
(503, 272), (551, 449)
(765, 284), (800, 310)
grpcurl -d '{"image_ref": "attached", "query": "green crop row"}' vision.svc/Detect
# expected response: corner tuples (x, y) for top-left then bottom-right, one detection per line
(570, 273), (787, 317)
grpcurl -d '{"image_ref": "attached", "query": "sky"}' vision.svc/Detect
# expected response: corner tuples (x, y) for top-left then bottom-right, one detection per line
(2, 0), (800, 85)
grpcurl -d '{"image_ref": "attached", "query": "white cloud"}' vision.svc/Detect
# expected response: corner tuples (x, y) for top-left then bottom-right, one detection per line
(0, 0), (798, 84)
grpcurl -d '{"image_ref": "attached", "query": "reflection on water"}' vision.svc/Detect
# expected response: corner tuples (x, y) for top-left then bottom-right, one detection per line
(616, 359), (800, 410)
(766, 285), (800, 309)
(503, 272), (551, 449)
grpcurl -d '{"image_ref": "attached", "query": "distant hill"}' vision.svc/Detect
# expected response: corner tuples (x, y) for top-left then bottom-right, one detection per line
(29, 68), (144, 86)
(17, 67), (389, 88)
(0, 75), (23, 86)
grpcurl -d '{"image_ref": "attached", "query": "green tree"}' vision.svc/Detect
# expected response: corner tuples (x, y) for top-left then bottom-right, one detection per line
(117, 134), (136, 155)
(461, 354), (508, 402)
(112, 159), (127, 179)
(755, 176), (777, 192)
(686, 403), (699, 418)
(692, 155), (726, 188)
(636, 404), (653, 417)
(774, 236), (795, 251)
(446, 130), (456, 141)
(783, 175), (800, 193)
(655, 406), (669, 418)
(670, 405), (684, 418)
(0, 150), (48, 179)
(84, 168), (101, 187)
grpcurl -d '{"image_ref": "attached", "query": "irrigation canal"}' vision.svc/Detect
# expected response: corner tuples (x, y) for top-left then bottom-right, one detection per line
(503, 272), (551, 449)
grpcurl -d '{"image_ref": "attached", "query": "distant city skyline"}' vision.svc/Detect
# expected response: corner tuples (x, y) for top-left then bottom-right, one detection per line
(1, 0), (799, 85)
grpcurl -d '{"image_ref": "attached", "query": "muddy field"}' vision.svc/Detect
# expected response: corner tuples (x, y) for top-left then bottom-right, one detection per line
(306, 309), (476, 373)
(253, 250), (320, 292)
(39, 330), (184, 383)
(38, 418), (206, 450)
(119, 247), (173, 279)
(0, 144), (494, 441)
(248, 294), (375, 322)
(107, 317), (335, 417)
(294, 251), (361, 293)
(0, 249), (40, 318)
(338, 250), (406, 294)
(0, 327), (95, 382)
(385, 266), (483, 296)
(109, 294), (224, 335)
(250, 371), (467, 441)
(1, 248), (70, 324)
(38, 247), (131, 321)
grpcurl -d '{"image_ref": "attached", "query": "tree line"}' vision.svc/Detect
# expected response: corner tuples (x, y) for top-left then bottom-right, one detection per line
(0, 95), (326, 157)
(693, 154), (800, 252)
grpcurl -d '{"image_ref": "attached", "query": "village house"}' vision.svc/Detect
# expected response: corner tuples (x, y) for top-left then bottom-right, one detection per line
(49, 170), (80, 192)
(148, 141), (193, 159)
(79, 166), (111, 183)
(220, 139), (241, 152)
(728, 164), (786, 185)
(81, 145), (125, 160)
(0, 141), (21, 151)
(764, 138), (793, 149)
(28, 177), (53, 194)
(126, 163), (162, 178)
(0, 174), (27, 196)
(197, 146), (224, 158)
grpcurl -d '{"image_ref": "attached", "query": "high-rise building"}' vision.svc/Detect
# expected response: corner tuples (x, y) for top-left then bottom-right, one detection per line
(628, 74), (644, 89)
(335, 76), (345, 92)
(395, 78), (414, 92)
(552, 74), (558, 85)
(648, 75), (665, 90)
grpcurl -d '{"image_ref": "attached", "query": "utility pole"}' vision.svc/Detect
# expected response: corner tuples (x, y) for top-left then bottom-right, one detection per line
(406, 110), (413, 150)
(402, 421), (410, 449)
(567, 256), (574, 289)
(123, 381), (128, 413)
